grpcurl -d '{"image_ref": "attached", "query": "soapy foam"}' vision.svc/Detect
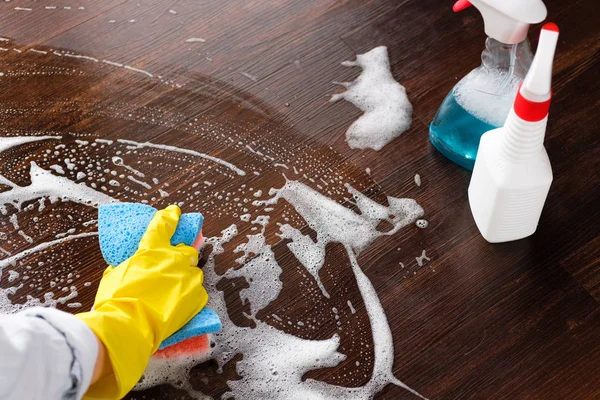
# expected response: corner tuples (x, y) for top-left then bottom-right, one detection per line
(0, 231), (96, 314)
(415, 250), (430, 267)
(7, 270), (19, 282)
(49, 164), (65, 174)
(0, 139), (426, 398)
(0, 283), (79, 314)
(0, 232), (97, 272)
(416, 219), (428, 229)
(347, 300), (356, 314)
(124, 65), (153, 78)
(112, 156), (145, 177)
(414, 174), (421, 187)
(0, 135), (62, 153)
(138, 179), (426, 399)
(331, 46), (412, 151)
(277, 223), (328, 297)
(9, 214), (19, 229)
(63, 53), (99, 63)
(0, 162), (115, 212)
(0, 48), (427, 398)
(0, 136), (118, 314)
(259, 179), (422, 254)
(127, 175), (152, 189)
(454, 67), (520, 127)
(225, 233), (282, 317)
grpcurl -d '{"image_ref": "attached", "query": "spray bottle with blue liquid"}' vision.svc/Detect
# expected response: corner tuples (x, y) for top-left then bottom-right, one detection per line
(430, 0), (547, 170)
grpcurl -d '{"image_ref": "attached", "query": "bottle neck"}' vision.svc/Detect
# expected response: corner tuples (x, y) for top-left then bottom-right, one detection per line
(501, 108), (547, 160)
(481, 37), (533, 78)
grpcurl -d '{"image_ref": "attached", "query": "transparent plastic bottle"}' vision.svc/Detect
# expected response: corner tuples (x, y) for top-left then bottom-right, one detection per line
(429, 0), (546, 170)
(429, 38), (533, 170)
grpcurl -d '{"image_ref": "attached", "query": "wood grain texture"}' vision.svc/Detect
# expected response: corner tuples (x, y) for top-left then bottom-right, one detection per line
(0, 0), (598, 399)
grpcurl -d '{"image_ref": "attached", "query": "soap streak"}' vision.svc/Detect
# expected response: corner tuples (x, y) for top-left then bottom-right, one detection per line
(0, 232), (97, 271)
(118, 139), (246, 176)
(0, 162), (115, 213)
(124, 65), (153, 77)
(0, 135), (62, 153)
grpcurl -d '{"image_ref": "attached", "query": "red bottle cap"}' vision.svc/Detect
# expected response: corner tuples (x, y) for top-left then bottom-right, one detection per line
(514, 84), (552, 122)
(453, 0), (472, 12)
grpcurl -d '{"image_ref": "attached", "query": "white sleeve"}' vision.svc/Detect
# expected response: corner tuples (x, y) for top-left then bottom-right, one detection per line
(0, 307), (98, 400)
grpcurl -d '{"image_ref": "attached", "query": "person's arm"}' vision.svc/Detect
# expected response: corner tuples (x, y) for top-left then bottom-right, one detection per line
(0, 308), (98, 400)
(91, 334), (108, 384)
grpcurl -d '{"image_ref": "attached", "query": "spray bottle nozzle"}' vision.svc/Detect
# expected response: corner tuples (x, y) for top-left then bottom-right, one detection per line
(453, 0), (547, 44)
(514, 22), (559, 121)
(453, 0), (472, 12)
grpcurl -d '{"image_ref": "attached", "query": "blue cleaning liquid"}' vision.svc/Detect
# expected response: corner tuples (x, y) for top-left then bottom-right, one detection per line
(429, 91), (499, 170)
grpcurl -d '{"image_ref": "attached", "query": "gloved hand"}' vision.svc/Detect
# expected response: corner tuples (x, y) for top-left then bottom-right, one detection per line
(76, 205), (208, 399)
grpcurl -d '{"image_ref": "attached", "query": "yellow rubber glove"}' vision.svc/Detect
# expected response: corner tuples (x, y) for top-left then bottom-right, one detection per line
(76, 205), (208, 399)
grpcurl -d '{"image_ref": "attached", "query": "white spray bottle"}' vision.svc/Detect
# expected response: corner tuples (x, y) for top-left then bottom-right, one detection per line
(468, 23), (559, 243)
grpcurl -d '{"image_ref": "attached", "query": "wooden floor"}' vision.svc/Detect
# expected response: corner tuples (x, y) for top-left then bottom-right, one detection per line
(0, 0), (599, 399)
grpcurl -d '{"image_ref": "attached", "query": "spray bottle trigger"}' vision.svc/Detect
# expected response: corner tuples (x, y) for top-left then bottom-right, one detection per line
(453, 0), (472, 12)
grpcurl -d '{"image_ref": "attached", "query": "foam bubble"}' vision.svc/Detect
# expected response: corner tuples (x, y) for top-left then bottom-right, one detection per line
(414, 174), (421, 187)
(416, 219), (428, 229)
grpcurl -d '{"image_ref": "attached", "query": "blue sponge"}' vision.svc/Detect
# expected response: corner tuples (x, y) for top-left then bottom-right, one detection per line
(98, 203), (204, 266)
(97, 203), (220, 350)
(158, 308), (222, 350)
